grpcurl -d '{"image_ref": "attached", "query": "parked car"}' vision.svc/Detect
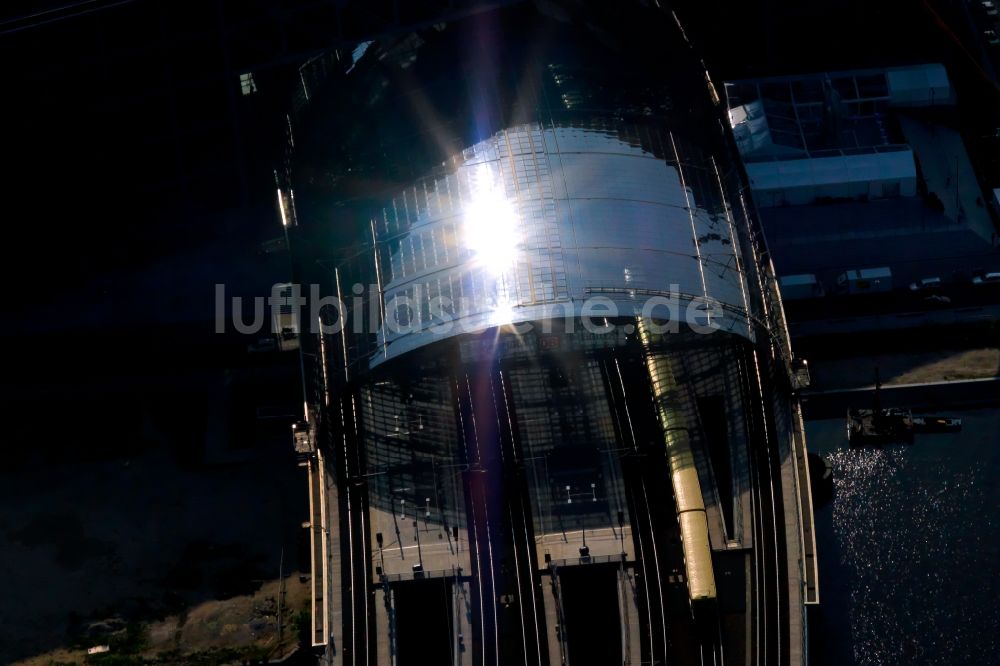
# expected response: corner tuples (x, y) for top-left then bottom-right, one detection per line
(986, 29), (1000, 46)
(836, 267), (892, 294)
(982, 1), (999, 17)
(923, 294), (952, 306)
(909, 277), (942, 292)
(779, 273), (825, 300)
(248, 336), (278, 353)
(971, 272), (1000, 285)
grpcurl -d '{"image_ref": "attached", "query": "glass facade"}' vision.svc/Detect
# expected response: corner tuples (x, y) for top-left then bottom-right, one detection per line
(284, 0), (787, 373)
(373, 121), (754, 359)
(286, 3), (813, 665)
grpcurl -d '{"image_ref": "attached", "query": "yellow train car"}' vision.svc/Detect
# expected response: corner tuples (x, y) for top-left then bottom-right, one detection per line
(677, 504), (716, 602)
(669, 456), (705, 513)
(638, 317), (718, 606)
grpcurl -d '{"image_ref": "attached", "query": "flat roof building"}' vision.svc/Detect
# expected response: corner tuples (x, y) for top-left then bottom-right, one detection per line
(726, 64), (1000, 319)
(725, 65), (955, 208)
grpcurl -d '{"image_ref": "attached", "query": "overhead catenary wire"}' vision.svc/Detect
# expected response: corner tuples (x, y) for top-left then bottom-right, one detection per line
(0, 0), (145, 36)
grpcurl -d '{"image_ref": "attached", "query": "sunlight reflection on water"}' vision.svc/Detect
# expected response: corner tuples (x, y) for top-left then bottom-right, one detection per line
(828, 446), (997, 665)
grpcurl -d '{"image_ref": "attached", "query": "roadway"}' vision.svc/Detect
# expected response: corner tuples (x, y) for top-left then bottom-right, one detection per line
(954, 0), (1000, 85)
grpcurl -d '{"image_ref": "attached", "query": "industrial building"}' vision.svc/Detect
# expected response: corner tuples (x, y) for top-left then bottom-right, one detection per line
(284, 3), (818, 665)
(727, 65), (952, 207)
(726, 64), (1000, 321)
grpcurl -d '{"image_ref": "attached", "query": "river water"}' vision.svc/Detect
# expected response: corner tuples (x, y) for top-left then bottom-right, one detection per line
(805, 408), (1000, 665)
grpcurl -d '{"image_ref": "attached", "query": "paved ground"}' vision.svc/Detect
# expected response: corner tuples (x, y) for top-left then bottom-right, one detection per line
(370, 504), (470, 580)
(536, 525), (631, 564)
(764, 199), (999, 294)
(898, 113), (996, 242)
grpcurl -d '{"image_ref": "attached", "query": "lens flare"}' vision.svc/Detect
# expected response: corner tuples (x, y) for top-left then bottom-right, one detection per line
(463, 171), (518, 273)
